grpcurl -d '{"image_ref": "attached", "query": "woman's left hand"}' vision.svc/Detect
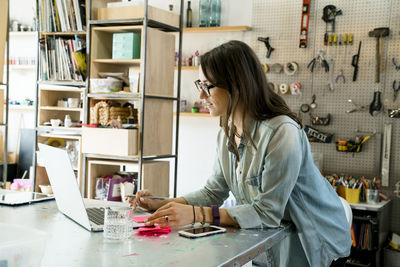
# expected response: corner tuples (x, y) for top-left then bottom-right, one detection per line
(144, 202), (195, 227)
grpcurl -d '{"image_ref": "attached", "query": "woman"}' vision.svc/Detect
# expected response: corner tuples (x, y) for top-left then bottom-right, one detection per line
(129, 40), (351, 266)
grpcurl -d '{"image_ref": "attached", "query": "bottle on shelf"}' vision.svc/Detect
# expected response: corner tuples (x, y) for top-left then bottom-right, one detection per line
(186, 1), (192, 27)
(210, 0), (221, 27)
(199, 0), (210, 27)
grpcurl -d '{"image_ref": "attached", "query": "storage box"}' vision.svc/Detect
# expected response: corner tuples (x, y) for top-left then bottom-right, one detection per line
(112, 32), (141, 59)
(0, 223), (47, 267)
(384, 246), (400, 267)
(97, 5), (180, 28)
(82, 128), (138, 157)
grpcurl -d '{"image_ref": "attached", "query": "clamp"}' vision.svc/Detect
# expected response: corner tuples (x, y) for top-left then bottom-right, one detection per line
(257, 37), (275, 58)
(393, 80), (400, 102)
(392, 58), (400, 70)
(346, 99), (366, 113)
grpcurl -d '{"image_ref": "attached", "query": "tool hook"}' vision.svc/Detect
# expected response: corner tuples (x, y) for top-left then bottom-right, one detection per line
(392, 58), (400, 70)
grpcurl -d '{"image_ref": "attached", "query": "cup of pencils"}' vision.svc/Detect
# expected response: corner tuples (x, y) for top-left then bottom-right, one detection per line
(365, 178), (380, 204)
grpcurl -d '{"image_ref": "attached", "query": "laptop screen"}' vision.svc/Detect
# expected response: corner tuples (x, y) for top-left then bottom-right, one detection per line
(0, 189), (54, 206)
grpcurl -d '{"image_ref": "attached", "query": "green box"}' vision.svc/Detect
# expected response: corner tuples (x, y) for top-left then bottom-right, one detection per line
(112, 32), (141, 59)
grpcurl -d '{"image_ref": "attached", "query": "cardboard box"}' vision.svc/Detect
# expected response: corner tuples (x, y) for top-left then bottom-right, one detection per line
(112, 32), (141, 60)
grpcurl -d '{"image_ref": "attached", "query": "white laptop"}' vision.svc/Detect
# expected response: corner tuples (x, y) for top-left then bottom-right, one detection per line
(39, 144), (145, 232)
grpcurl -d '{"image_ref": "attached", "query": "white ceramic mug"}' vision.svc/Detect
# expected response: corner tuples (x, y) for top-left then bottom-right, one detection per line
(50, 119), (61, 127)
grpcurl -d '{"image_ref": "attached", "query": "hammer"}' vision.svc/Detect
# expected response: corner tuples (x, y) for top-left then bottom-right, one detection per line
(368, 27), (389, 83)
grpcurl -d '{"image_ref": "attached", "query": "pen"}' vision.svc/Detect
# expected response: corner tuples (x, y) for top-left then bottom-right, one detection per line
(125, 195), (169, 200)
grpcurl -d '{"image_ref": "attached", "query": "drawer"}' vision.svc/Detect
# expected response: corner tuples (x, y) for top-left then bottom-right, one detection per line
(82, 128), (137, 157)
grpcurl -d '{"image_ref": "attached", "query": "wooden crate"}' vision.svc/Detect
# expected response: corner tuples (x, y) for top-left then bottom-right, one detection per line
(87, 159), (169, 199)
(0, 0), (7, 84)
(90, 26), (175, 97)
(95, 5), (179, 28)
(82, 128), (138, 157)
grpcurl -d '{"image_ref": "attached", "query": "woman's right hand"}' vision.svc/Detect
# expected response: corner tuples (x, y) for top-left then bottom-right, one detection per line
(127, 189), (166, 211)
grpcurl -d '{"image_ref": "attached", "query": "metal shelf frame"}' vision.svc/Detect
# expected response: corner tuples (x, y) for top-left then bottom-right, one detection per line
(83, 0), (183, 198)
(1, 0), (10, 188)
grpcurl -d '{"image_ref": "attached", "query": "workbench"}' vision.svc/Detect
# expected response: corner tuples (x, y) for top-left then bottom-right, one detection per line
(0, 201), (294, 267)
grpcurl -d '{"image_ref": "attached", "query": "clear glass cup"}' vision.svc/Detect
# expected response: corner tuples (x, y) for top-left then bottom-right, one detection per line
(103, 207), (134, 240)
(366, 189), (379, 204)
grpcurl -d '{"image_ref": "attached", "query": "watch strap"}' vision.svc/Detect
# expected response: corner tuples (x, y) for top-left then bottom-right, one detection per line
(211, 205), (220, 226)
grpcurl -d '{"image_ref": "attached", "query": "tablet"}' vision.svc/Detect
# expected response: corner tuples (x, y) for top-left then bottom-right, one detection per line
(178, 225), (226, 239)
(0, 189), (55, 206)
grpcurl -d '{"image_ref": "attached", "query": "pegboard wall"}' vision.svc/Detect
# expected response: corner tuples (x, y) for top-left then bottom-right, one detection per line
(251, 0), (400, 231)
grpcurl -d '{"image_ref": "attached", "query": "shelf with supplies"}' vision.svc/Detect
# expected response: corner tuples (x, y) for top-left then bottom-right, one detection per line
(86, 159), (169, 200)
(175, 112), (211, 117)
(5, 64), (36, 70)
(9, 31), (37, 37)
(36, 133), (83, 192)
(182, 25), (251, 33)
(347, 200), (391, 266)
(174, 66), (199, 70)
(40, 31), (87, 36)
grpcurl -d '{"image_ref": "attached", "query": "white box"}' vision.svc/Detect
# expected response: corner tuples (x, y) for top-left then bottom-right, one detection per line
(82, 128), (138, 157)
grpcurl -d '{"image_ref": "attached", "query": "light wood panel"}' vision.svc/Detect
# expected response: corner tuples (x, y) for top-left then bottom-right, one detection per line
(183, 26), (251, 33)
(0, 0), (8, 84)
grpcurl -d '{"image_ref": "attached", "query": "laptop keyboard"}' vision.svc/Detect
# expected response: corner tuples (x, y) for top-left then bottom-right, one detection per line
(86, 207), (105, 226)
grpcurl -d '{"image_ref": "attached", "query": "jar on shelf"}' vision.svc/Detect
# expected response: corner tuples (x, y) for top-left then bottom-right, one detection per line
(209, 0), (221, 27)
(199, 0), (210, 27)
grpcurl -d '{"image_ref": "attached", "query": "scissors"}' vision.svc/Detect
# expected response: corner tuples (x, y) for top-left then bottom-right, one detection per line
(393, 80), (400, 102)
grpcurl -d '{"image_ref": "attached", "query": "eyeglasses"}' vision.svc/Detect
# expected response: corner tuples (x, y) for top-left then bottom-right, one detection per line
(194, 79), (215, 96)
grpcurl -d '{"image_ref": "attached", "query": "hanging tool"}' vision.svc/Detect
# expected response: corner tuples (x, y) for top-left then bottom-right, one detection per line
(392, 58), (400, 70)
(257, 37), (274, 58)
(335, 70), (346, 84)
(356, 135), (371, 153)
(381, 123), (392, 187)
(351, 41), (362, 82)
(369, 91), (383, 116)
(328, 59), (335, 91)
(393, 80), (400, 102)
(346, 99), (366, 113)
(368, 27), (390, 83)
(299, 0), (311, 48)
(307, 50), (329, 72)
(322, 5), (342, 45)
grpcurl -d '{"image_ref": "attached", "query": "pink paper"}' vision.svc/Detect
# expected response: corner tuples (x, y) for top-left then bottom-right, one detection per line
(136, 226), (171, 236)
(132, 215), (150, 223)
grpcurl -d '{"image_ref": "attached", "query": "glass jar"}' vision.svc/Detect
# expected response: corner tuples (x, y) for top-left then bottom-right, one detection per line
(209, 0), (221, 27)
(199, 0), (210, 27)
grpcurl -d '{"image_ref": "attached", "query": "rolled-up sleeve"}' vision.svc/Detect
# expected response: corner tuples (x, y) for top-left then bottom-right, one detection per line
(226, 123), (303, 229)
(183, 150), (230, 207)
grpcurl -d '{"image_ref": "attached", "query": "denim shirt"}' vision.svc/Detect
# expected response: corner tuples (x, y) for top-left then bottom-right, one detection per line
(184, 115), (351, 266)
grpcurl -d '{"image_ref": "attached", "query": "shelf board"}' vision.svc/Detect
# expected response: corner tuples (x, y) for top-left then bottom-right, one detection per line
(39, 106), (83, 112)
(37, 126), (82, 133)
(9, 31), (37, 37)
(38, 80), (86, 87)
(89, 19), (179, 32)
(39, 86), (85, 92)
(183, 26), (251, 33)
(40, 31), (86, 36)
(8, 105), (35, 111)
(92, 59), (141, 65)
(38, 133), (81, 140)
(175, 66), (199, 70)
(6, 65), (36, 70)
(177, 112), (212, 117)
(88, 92), (140, 99)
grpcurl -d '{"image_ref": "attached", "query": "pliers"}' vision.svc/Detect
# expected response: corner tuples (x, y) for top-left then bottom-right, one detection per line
(346, 99), (367, 113)
(393, 80), (400, 102)
(335, 70), (346, 84)
(307, 51), (329, 73)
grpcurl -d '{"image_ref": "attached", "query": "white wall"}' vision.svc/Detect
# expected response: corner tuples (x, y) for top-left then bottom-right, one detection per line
(3, 0), (36, 153)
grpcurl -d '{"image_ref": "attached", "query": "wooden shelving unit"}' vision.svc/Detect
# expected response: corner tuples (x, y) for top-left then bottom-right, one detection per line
(174, 66), (199, 70)
(34, 0), (88, 193)
(9, 31), (37, 37)
(183, 25), (251, 33)
(82, 0), (182, 198)
(176, 112), (211, 117)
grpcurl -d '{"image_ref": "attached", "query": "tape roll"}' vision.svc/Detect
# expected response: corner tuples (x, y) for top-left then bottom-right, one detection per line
(279, 83), (289, 95)
(262, 63), (269, 73)
(290, 82), (302, 95)
(271, 63), (283, 74)
(268, 82), (279, 94)
(284, 62), (299, 76)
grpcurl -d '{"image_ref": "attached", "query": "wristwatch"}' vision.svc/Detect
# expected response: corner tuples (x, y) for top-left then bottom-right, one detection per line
(211, 205), (220, 226)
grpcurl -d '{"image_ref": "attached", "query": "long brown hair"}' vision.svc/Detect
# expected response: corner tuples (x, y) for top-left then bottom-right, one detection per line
(200, 40), (302, 159)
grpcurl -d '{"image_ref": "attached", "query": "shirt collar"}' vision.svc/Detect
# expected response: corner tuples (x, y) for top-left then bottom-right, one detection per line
(225, 120), (259, 151)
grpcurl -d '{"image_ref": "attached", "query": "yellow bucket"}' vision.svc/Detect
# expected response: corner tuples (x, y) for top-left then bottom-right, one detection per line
(344, 188), (361, 204)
